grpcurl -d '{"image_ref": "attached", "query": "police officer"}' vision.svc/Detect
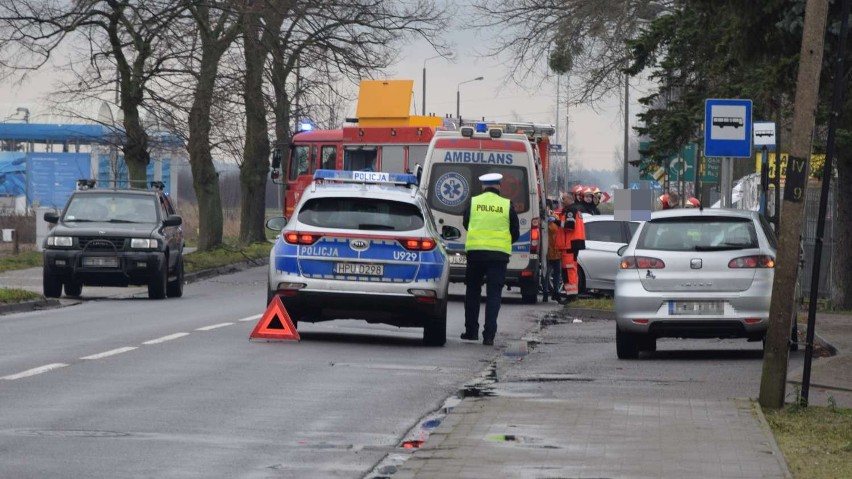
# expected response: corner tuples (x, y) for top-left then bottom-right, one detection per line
(461, 173), (520, 346)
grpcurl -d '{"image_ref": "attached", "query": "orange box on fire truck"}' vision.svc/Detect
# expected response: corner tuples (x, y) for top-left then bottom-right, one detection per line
(272, 79), (454, 218)
(419, 121), (554, 304)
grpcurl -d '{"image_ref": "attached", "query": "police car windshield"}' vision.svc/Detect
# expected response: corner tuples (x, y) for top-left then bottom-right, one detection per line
(426, 164), (529, 215)
(298, 197), (425, 231)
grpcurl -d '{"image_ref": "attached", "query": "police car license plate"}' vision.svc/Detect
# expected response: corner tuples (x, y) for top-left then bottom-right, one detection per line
(669, 301), (723, 315)
(334, 262), (383, 276)
(449, 255), (467, 265)
(82, 256), (119, 268)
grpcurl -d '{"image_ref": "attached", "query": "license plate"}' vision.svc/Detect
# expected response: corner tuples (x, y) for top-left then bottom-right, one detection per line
(334, 262), (383, 276)
(82, 256), (119, 268)
(449, 255), (467, 265)
(669, 301), (723, 315)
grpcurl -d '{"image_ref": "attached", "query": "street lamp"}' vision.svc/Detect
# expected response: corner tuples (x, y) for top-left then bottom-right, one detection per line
(456, 76), (484, 121)
(422, 52), (454, 116)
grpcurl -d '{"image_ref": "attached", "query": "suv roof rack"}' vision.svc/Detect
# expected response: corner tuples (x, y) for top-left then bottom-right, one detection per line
(76, 178), (166, 191)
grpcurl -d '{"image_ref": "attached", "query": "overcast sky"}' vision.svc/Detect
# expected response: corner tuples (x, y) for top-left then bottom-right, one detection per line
(0, 16), (651, 172)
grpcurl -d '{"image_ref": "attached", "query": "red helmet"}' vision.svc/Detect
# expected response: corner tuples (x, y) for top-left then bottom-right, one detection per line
(592, 186), (601, 196)
(658, 193), (670, 209)
(684, 197), (701, 208)
(571, 185), (584, 195)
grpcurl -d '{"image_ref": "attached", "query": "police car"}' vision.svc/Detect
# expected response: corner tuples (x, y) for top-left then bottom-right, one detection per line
(266, 170), (460, 346)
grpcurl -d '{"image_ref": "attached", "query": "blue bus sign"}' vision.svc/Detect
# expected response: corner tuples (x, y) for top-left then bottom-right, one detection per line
(704, 99), (753, 158)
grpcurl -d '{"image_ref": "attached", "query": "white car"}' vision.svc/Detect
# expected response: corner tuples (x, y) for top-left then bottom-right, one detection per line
(266, 170), (460, 346)
(577, 214), (641, 294)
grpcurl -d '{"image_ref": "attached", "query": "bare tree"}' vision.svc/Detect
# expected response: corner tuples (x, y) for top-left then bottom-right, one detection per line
(0, 0), (189, 187)
(469, 0), (670, 105)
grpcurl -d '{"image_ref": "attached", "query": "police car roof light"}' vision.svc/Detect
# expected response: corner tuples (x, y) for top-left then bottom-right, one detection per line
(299, 122), (313, 132)
(312, 169), (417, 187)
(460, 127), (474, 138)
(475, 122), (488, 133)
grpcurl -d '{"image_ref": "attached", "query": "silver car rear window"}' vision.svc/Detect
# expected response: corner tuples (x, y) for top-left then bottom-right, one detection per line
(298, 197), (425, 231)
(637, 217), (758, 252)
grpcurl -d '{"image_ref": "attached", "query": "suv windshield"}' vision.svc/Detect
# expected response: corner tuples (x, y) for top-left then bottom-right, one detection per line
(298, 197), (425, 231)
(64, 193), (159, 223)
(637, 217), (758, 251)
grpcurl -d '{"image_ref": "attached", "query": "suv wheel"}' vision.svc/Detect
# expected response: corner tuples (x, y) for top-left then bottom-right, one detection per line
(64, 281), (83, 297)
(166, 254), (184, 298)
(423, 300), (447, 346)
(616, 327), (640, 359)
(43, 266), (63, 298)
(148, 259), (168, 299)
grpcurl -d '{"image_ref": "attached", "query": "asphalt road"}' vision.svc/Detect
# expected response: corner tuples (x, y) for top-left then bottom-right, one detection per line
(0, 266), (550, 478)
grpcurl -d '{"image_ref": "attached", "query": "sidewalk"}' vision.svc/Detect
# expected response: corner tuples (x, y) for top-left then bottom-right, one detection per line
(394, 310), (852, 479)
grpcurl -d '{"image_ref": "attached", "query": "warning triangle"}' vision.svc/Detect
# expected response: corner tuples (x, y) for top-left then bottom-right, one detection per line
(249, 296), (300, 341)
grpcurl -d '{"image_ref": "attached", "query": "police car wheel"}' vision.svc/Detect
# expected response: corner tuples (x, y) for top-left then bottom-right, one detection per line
(423, 301), (447, 347)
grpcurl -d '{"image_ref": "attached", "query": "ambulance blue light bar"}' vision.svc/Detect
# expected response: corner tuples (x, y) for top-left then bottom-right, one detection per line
(313, 169), (417, 186)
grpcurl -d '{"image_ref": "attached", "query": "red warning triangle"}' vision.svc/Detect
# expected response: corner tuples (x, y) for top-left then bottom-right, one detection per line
(249, 295), (300, 341)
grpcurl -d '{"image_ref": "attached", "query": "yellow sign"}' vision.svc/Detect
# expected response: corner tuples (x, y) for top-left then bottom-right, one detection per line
(755, 152), (825, 181)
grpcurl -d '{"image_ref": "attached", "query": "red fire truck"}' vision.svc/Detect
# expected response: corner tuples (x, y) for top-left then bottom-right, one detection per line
(272, 80), (452, 217)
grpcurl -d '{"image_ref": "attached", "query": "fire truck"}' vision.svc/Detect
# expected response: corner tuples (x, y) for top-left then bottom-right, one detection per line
(271, 79), (453, 217)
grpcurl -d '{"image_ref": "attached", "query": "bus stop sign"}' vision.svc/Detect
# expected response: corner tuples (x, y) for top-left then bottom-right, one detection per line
(704, 99), (752, 158)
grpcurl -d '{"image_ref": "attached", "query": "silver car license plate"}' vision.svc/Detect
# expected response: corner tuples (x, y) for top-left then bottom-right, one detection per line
(334, 262), (383, 276)
(448, 254), (467, 265)
(82, 256), (119, 268)
(669, 301), (723, 315)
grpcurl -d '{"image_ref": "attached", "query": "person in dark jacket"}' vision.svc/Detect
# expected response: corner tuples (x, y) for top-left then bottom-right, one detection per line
(461, 173), (520, 346)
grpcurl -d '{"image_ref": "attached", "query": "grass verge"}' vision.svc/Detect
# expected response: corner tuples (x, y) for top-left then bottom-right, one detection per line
(0, 250), (42, 273)
(764, 405), (852, 478)
(184, 241), (272, 273)
(569, 296), (615, 310)
(0, 288), (42, 304)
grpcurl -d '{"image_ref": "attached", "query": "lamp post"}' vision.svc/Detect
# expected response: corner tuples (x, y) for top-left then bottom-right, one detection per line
(456, 76), (484, 121)
(422, 52), (454, 116)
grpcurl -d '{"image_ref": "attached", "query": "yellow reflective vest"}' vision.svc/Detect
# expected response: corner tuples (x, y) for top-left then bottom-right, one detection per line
(465, 192), (512, 255)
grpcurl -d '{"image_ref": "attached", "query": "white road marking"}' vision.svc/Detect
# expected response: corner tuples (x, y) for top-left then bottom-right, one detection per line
(80, 347), (138, 360)
(196, 322), (234, 331)
(143, 333), (190, 345)
(237, 314), (263, 323)
(2, 363), (68, 380)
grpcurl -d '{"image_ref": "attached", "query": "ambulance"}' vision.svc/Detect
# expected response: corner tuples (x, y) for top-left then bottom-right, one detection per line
(419, 122), (550, 303)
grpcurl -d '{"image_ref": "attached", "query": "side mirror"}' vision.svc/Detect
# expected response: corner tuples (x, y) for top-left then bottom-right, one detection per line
(266, 216), (288, 231)
(271, 148), (282, 169)
(163, 215), (182, 227)
(617, 244), (628, 256)
(44, 211), (59, 224)
(441, 225), (461, 241)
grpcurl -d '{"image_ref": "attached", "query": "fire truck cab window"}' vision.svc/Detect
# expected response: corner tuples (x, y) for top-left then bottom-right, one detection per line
(289, 145), (310, 181)
(344, 146), (377, 171)
(321, 146), (337, 170)
(381, 146), (405, 173)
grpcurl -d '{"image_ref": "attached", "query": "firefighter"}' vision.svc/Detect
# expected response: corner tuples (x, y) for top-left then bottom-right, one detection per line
(684, 197), (701, 208)
(571, 184), (585, 204)
(556, 192), (586, 303)
(658, 191), (680, 210)
(581, 186), (597, 214)
(590, 186), (602, 215)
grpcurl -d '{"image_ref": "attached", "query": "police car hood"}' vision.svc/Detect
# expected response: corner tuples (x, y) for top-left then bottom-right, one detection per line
(55, 221), (158, 236)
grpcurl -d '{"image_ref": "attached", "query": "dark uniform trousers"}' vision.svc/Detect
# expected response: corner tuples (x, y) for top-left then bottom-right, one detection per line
(464, 259), (508, 341)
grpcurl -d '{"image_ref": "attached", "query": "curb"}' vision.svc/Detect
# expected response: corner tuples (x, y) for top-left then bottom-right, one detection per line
(562, 306), (616, 321)
(0, 257), (269, 316)
(747, 399), (794, 479)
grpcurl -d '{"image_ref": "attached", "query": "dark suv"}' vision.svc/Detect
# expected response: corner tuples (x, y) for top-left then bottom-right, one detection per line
(42, 181), (185, 299)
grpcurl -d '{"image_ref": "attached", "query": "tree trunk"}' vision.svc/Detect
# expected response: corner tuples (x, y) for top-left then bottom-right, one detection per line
(188, 52), (225, 251)
(832, 150), (852, 308)
(239, 11), (271, 245)
(759, 0), (829, 410)
(121, 105), (151, 189)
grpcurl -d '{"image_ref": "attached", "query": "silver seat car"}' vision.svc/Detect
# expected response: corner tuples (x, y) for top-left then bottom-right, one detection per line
(614, 209), (777, 358)
(578, 214), (641, 294)
(266, 170), (459, 346)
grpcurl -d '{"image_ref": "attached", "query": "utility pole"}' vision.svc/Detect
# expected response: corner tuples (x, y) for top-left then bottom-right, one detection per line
(759, 0), (829, 409)
(623, 74), (629, 189)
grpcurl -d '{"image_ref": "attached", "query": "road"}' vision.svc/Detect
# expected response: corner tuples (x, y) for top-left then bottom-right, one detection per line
(0, 266), (549, 478)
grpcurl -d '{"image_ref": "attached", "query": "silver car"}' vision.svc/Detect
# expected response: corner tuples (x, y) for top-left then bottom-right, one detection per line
(614, 209), (777, 358)
(266, 170), (458, 346)
(578, 214), (641, 294)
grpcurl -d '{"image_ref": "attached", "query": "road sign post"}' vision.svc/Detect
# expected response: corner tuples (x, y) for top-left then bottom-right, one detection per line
(753, 121), (776, 215)
(705, 99), (753, 207)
